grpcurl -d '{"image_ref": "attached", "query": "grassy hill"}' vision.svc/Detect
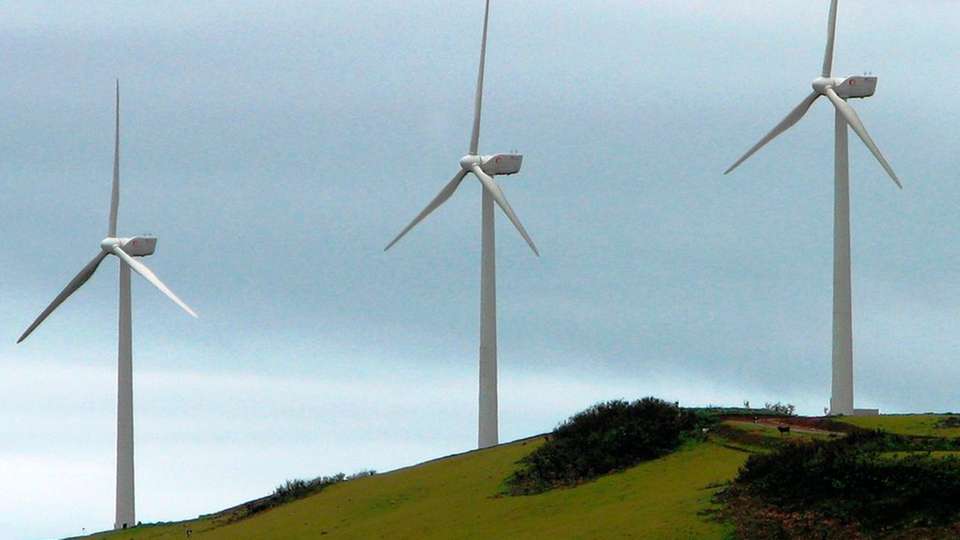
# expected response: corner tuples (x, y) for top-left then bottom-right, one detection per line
(78, 436), (746, 539)
(73, 413), (960, 540)
(837, 414), (960, 439)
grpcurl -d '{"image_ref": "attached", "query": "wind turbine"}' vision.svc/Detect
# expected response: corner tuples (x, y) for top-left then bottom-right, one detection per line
(724, 0), (901, 416)
(384, 0), (538, 449)
(17, 82), (197, 530)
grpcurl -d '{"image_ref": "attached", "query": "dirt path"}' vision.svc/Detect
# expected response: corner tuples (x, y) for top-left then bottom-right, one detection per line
(726, 418), (842, 436)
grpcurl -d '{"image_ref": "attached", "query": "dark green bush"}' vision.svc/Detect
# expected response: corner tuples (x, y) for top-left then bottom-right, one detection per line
(730, 431), (960, 530)
(507, 397), (700, 495)
(240, 469), (376, 519)
(936, 416), (960, 429)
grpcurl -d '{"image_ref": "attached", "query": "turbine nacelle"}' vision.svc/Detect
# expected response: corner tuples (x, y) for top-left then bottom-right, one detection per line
(813, 75), (878, 99)
(100, 236), (158, 257)
(459, 153), (524, 177)
(481, 153), (523, 176)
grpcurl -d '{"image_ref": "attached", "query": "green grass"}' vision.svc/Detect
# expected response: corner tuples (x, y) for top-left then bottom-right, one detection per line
(73, 415), (960, 539)
(80, 437), (747, 540)
(78, 415), (960, 540)
(712, 420), (839, 457)
(837, 415), (960, 438)
(723, 422), (775, 436)
(723, 421), (831, 440)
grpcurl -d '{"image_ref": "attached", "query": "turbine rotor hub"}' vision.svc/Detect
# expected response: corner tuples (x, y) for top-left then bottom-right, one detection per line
(459, 154), (482, 171)
(813, 75), (878, 99)
(812, 76), (840, 94)
(100, 237), (122, 252)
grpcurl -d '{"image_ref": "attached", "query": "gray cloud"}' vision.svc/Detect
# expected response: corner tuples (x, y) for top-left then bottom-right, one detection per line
(2, 1), (959, 538)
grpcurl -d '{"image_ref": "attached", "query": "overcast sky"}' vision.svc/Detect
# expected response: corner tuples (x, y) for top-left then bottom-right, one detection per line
(2, 1), (959, 538)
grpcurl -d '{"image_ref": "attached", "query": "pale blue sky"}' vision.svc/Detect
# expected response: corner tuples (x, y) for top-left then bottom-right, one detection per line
(2, 1), (959, 538)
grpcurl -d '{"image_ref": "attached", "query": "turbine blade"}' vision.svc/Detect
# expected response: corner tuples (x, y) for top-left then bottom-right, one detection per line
(469, 0), (491, 155)
(110, 246), (199, 318)
(109, 80), (120, 237)
(822, 0), (839, 77)
(384, 170), (468, 251)
(17, 251), (109, 343)
(824, 88), (902, 188)
(725, 92), (820, 175)
(471, 166), (539, 257)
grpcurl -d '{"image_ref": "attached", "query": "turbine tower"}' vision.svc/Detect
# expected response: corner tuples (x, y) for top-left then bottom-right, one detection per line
(385, 0), (538, 448)
(725, 0), (901, 416)
(17, 82), (197, 529)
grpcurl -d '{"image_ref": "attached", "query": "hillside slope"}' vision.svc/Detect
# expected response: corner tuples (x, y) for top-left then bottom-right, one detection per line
(837, 414), (960, 438)
(81, 437), (746, 539)
(71, 413), (960, 539)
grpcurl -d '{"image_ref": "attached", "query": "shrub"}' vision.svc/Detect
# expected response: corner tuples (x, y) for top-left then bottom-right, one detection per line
(346, 470), (377, 480)
(506, 397), (700, 495)
(763, 402), (797, 416)
(722, 431), (960, 534)
(936, 416), (960, 429)
(239, 469), (376, 519)
(273, 478), (311, 503)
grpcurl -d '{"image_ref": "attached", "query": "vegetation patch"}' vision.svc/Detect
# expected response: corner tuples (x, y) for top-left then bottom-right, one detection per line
(762, 402), (796, 416)
(232, 470), (376, 520)
(717, 431), (960, 538)
(936, 416), (960, 429)
(77, 413), (960, 540)
(838, 414), (960, 439)
(505, 397), (706, 495)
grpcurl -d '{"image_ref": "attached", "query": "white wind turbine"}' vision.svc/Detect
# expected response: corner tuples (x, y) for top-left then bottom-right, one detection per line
(385, 0), (538, 449)
(725, 0), (901, 416)
(17, 82), (197, 530)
